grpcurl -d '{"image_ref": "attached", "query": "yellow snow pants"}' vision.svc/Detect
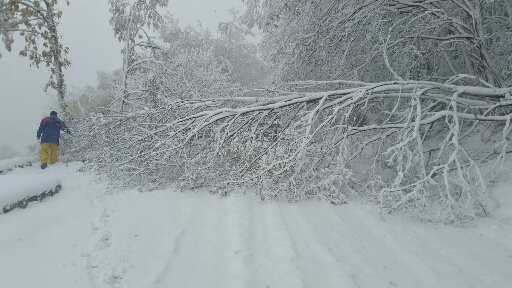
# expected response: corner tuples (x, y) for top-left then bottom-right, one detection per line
(40, 143), (59, 164)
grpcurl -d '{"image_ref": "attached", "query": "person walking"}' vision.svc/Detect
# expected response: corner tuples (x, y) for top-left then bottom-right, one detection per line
(37, 111), (71, 169)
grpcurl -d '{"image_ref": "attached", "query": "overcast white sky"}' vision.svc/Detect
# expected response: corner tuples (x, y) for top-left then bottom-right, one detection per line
(0, 0), (244, 155)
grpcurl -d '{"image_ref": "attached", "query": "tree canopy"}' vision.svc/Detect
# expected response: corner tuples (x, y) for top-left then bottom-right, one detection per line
(241, 0), (512, 86)
(0, 0), (71, 113)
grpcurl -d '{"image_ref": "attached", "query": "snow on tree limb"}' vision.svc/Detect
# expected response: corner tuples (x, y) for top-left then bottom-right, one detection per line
(64, 0), (512, 223)
(71, 77), (511, 223)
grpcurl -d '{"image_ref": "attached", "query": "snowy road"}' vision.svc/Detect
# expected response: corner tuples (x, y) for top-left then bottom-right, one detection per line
(1, 162), (512, 288)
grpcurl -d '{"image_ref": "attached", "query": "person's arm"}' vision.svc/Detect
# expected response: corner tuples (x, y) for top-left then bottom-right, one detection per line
(37, 118), (45, 139)
(60, 121), (72, 135)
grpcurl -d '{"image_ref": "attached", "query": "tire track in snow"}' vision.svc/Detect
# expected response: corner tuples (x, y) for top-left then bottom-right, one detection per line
(277, 201), (448, 288)
(242, 200), (305, 288)
(105, 189), (197, 288)
(218, 196), (246, 288)
(151, 194), (239, 288)
(152, 226), (188, 285)
(152, 194), (306, 288)
(329, 205), (440, 288)
(151, 195), (197, 286)
(278, 203), (355, 288)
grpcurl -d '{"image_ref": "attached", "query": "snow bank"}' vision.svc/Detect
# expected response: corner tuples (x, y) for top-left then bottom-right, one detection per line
(0, 157), (36, 174)
(0, 174), (61, 213)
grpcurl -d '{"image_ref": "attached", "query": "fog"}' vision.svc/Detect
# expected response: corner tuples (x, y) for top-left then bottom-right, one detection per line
(0, 0), (243, 156)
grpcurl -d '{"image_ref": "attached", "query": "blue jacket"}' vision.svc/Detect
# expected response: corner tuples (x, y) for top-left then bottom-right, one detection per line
(37, 115), (69, 146)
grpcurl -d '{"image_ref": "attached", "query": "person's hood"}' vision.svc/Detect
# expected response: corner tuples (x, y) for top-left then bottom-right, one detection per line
(49, 115), (60, 121)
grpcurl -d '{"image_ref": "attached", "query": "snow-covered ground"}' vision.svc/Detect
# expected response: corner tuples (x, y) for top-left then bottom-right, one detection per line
(0, 161), (511, 288)
(0, 157), (36, 174)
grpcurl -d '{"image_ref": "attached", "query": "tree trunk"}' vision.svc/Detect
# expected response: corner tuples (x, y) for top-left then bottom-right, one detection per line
(504, 0), (512, 21)
(43, 0), (67, 117)
(120, 8), (136, 112)
(472, 0), (504, 87)
(442, 51), (458, 76)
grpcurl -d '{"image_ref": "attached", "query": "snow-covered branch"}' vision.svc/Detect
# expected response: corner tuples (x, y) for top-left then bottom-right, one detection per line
(73, 79), (512, 223)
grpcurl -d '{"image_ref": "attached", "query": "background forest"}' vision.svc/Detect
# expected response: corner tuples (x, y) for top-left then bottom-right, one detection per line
(2, 0), (512, 224)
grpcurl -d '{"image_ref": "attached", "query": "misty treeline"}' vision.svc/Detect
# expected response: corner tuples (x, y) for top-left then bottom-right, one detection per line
(64, 0), (512, 223)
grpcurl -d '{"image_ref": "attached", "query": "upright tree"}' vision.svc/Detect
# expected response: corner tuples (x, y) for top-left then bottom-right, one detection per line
(241, 0), (512, 86)
(108, 0), (168, 111)
(0, 0), (71, 114)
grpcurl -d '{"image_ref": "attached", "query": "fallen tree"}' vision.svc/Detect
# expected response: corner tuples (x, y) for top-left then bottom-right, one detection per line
(70, 75), (512, 223)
